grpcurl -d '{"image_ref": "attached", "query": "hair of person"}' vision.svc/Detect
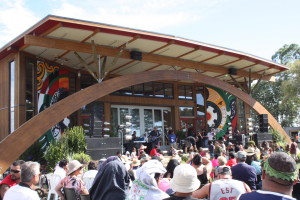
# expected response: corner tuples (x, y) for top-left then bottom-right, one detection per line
(12, 160), (25, 167)
(229, 152), (235, 159)
(245, 155), (252, 165)
(214, 153), (220, 159)
(165, 159), (180, 178)
(116, 151), (121, 155)
(59, 160), (68, 168)
(21, 161), (40, 183)
(154, 145), (158, 149)
(208, 141), (212, 145)
(151, 156), (161, 161)
(88, 161), (97, 170)
(154, 173), (161, 183)
(192, 154), (202, 166)
(217, 156), (227, 165)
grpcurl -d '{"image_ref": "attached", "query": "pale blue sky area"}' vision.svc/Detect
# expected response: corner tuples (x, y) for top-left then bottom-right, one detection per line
(0, 0), (299, 60)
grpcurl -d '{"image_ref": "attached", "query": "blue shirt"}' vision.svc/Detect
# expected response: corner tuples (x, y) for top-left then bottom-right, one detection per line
(231, 162), (257, 190)
(238, 190), (296, 200)
(167, 134), (176, 143)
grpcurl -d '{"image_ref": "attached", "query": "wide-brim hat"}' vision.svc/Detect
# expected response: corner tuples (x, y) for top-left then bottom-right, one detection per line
(132, 159), (141, 167)
(67, 160), (83, 175)
(169, 164), (200, 193)
(246, 147), (255, 156)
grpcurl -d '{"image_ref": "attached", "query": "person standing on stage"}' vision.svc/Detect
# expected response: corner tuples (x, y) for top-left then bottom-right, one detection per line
(149, 127), (161, 149)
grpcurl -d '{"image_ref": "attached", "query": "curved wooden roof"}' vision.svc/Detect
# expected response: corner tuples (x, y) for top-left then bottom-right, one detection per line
(0, 15), (288, 82)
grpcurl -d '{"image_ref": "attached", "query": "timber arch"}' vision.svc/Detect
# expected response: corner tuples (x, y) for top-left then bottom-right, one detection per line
(0, 70), (289, 172)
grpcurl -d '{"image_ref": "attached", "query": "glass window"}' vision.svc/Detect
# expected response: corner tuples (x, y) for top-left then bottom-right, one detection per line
(144, 109), (153, 134)
(185, 85), (193, 100)
(110, 108), (118, 133)
(178, 85), (185, 99)
(133, 84), (143, 96)
(120, 108), (129, 125)
(131, 109), (140, 136)
(196, 86), (205, 117)
(179, 107), (194, 117)
(144, 82), (154, 97)
(164, 83), (173, 98)
(25, 59), (35, 120)
(10, 61), (15, 133)
(153, 82), (164, 98)
(120, 86), (133, 96)
(178, 85), (193, 100)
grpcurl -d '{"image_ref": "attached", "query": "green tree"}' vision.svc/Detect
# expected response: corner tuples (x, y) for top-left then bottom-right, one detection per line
(252, 44), (300, 127)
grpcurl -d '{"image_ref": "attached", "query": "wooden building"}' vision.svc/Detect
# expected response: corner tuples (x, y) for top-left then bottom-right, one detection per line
(0, 15), (289, 171)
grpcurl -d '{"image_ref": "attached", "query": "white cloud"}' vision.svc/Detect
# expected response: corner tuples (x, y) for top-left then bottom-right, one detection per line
(0, 0), (39, 47)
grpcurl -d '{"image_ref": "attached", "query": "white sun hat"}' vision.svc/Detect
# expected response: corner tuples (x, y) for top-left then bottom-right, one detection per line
(169, 164), (200, 193)
(67, 160), (83, 175)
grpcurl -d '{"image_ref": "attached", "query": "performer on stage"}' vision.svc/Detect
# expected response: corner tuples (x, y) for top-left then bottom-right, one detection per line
(149, 127), (161, 149)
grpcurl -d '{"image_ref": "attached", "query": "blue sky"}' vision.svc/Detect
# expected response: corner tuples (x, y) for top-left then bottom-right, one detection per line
(0, 0), (299, 60)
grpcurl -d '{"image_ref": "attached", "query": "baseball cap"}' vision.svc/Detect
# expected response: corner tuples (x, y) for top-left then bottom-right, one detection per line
(236, 151), (247, 160)
(216, 166), (231, 175)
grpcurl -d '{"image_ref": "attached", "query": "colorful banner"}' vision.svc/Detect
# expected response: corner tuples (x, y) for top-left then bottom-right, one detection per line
(206, 86), (237, 139)
(37, 61), (70, 150)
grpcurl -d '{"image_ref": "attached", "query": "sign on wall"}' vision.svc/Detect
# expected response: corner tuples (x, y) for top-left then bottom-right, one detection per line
(206, 86), (237, 139)
(37, 61), (70, 150)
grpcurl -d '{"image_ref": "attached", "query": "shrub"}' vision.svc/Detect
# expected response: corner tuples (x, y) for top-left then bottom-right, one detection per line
(44, 126), (87, 172)
(71, 152), (92, 165)
(64, 126), (87, 153)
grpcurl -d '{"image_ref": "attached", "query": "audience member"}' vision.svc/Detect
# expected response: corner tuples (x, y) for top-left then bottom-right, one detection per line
(0, 160), (25, 199)
(238, 152), (299, 200)
(82, 160), (98, 179)
(164, 164), (200, 200)
(90, 157), (130, 200)
(3, 161), (40, 200)
(127, 159), (169, 200)
(193, 166), (251, 199)
(231, 151), (257, 190)
(53, 159), (68, 179)
(55, 160), (88, 200)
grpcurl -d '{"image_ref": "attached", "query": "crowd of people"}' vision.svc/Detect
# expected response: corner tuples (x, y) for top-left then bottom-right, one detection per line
(0, 129), (299, 200)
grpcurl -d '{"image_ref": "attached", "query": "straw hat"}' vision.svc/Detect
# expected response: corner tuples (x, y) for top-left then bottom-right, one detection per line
(245, 147), (256, 156)
(132, 159), (141, 167)
(169, 164), (200, 193)
(67, 160), (83, 175)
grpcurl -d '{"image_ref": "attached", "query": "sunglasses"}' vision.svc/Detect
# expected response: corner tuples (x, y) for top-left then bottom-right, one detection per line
(10, 169), (20, 173)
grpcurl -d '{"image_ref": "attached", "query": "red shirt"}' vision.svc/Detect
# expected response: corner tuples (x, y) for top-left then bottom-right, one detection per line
(150, 148), (158, 157)
(226, 158), (237, 167)
(0, 174), (17, 187)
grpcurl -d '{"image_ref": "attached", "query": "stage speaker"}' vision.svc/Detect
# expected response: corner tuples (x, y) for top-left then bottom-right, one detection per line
(253, 133), (273, 145)
(259, 114), (268, 132)
(228, 68), (237, 75)
(130, 51), (142, 61)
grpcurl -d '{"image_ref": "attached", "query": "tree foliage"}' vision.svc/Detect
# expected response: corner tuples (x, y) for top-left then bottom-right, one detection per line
(252, 44), (300, 127)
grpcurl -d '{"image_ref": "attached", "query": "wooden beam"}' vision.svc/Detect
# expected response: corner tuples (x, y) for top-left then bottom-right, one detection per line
(73, 51), (99, 82)
(230, 75), (247, 93)
(252, 71), (265, 93)
(24, 35), (275, 81)
(148, 40), (174, 54)
(0, 70), (289, 173)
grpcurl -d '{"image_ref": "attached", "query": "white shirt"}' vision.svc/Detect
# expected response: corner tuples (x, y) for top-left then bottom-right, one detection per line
(3, 184), (40, 200)
(210, 179), (247, 200)
(53, 167), (66, 179)
(82, 170), (98, 179)
(208, 131), (215, 141)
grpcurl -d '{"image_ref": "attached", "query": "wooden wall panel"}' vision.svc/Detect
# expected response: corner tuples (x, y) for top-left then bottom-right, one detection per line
(0, 70), (289, 172)
(0, 53), (16, 140)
